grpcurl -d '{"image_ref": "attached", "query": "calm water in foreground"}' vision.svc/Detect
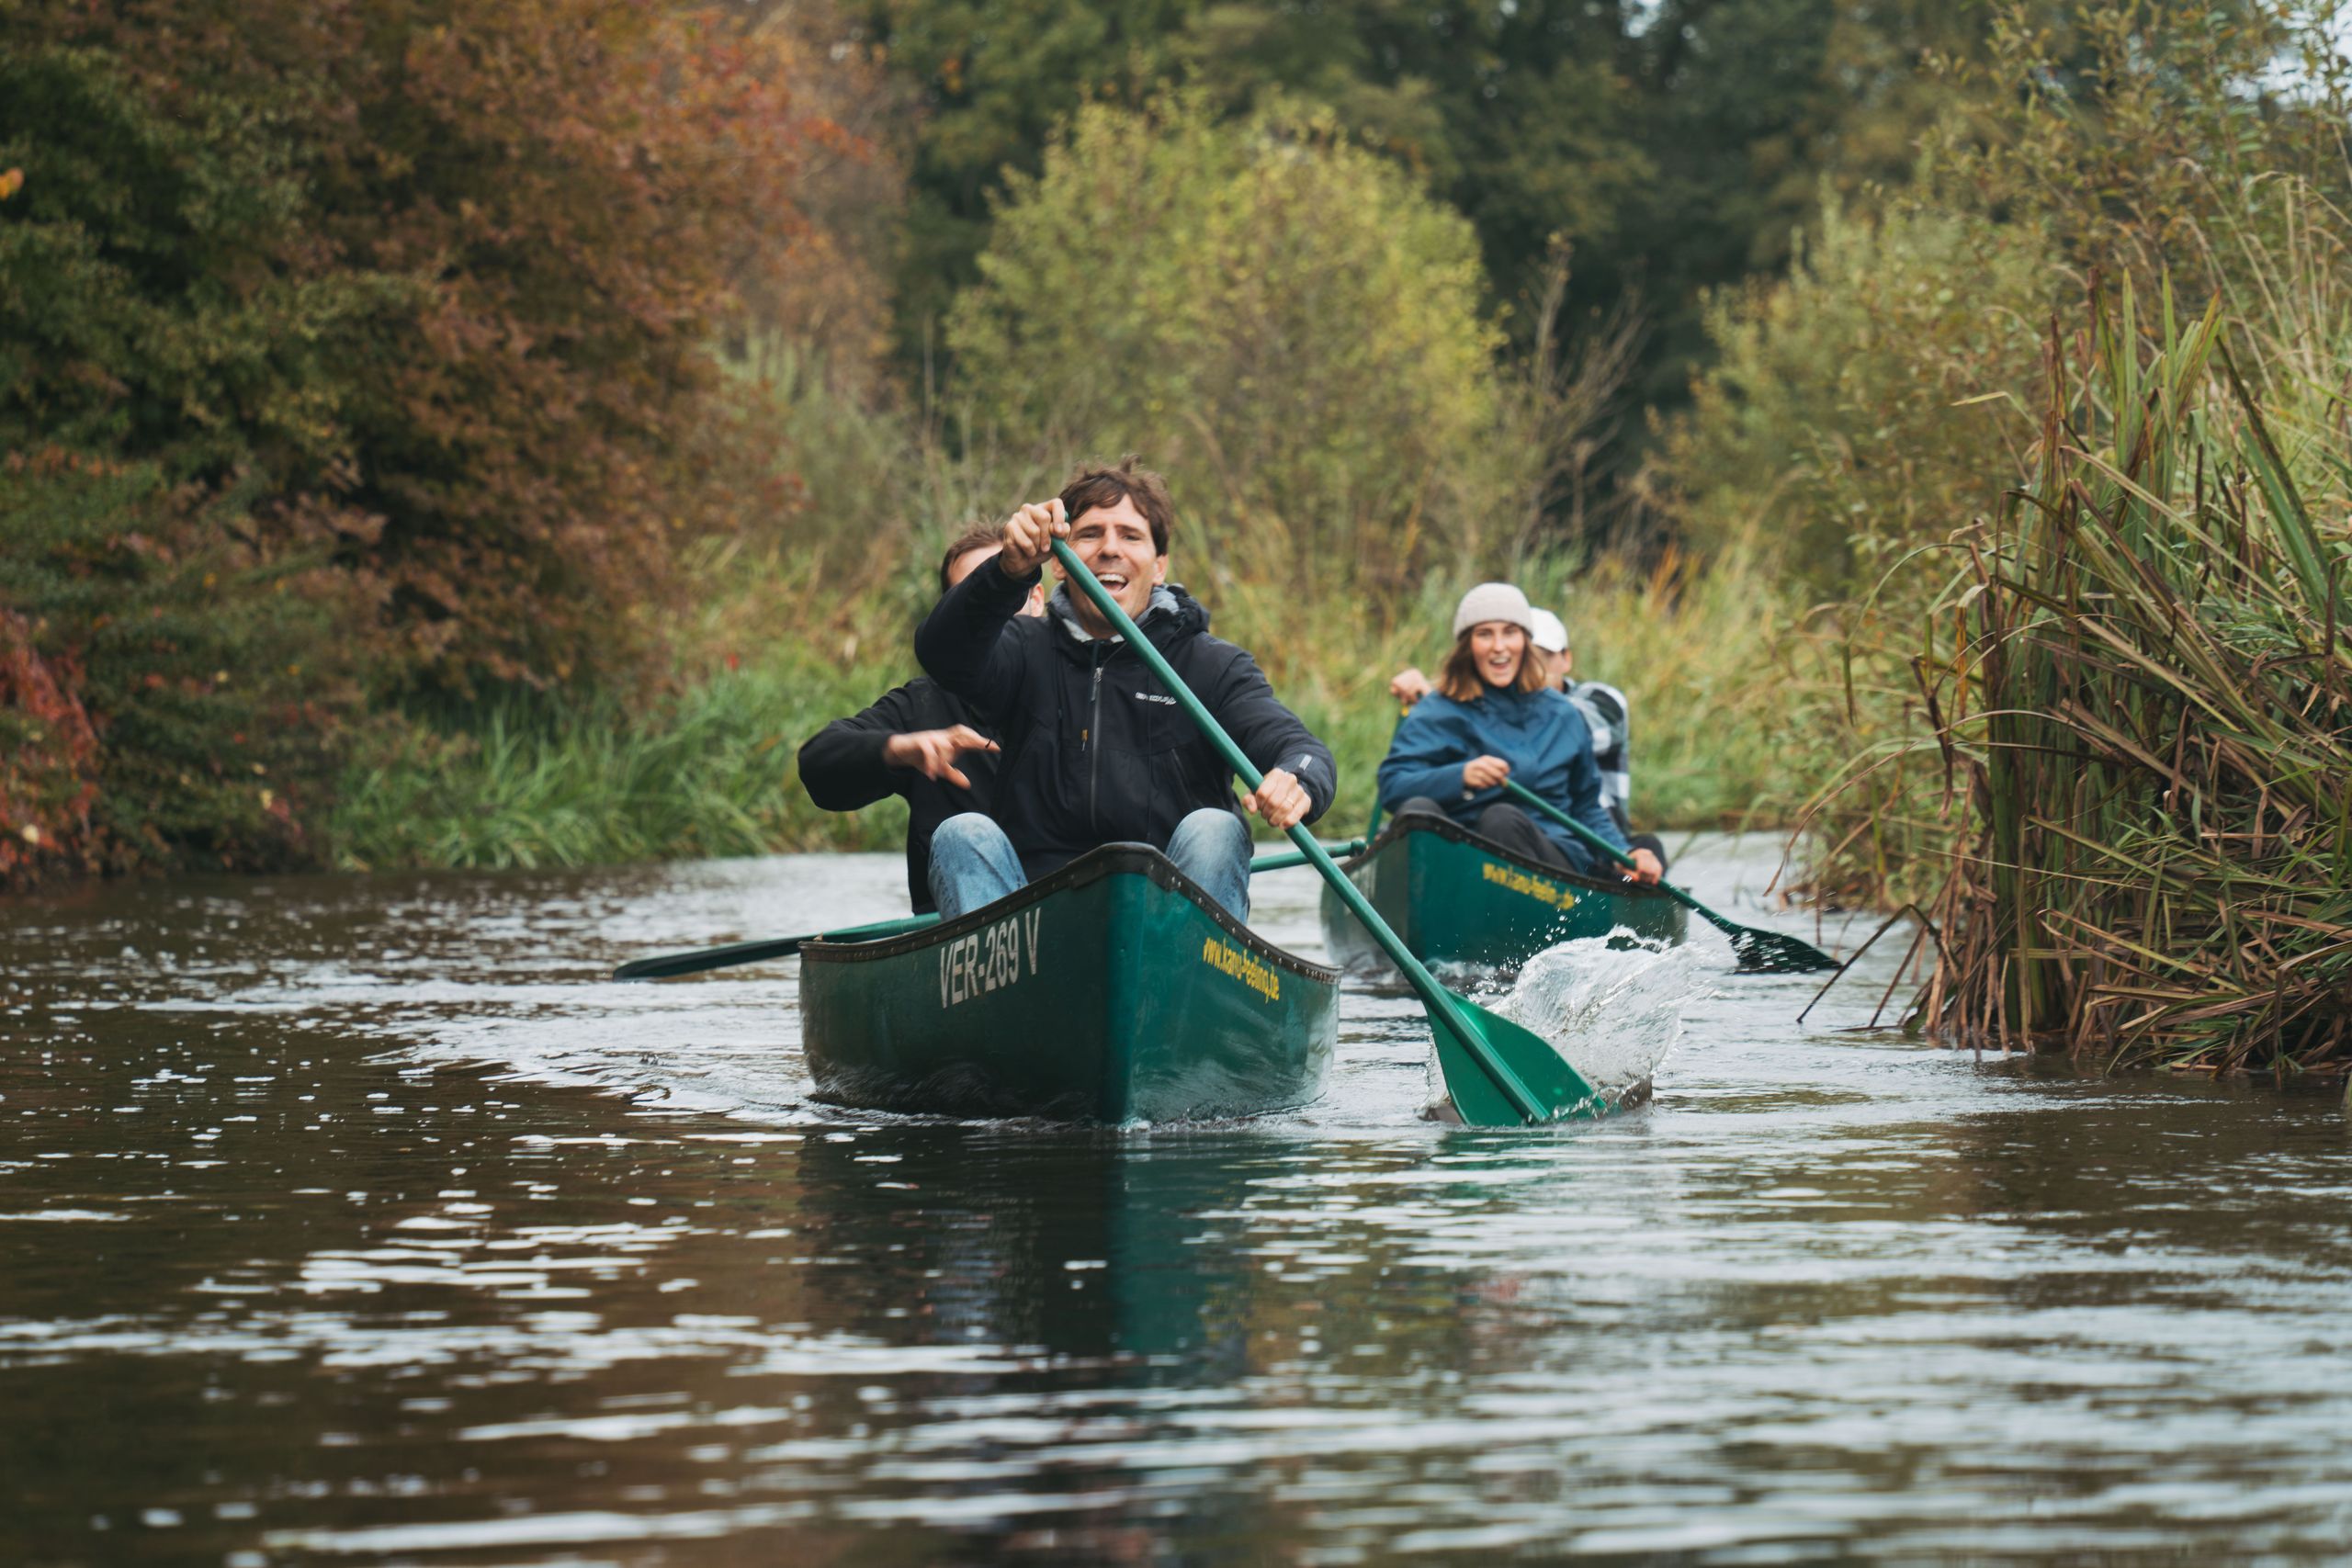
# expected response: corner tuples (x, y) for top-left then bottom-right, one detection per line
(5, 838), (2349, 1566)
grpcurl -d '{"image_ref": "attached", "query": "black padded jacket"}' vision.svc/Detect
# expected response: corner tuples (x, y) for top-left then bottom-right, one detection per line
(913, 558), (1336, 882)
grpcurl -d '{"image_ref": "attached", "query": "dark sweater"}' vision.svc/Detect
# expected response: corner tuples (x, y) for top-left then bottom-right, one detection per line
(797, 677), (998, 913)
(913, 562), (1335, 881)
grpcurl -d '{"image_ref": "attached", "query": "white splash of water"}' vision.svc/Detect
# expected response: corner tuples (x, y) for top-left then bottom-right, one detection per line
(1492, 931), (1712, 1106)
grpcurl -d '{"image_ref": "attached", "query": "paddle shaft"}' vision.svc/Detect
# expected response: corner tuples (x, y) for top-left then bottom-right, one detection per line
(613, 911), (935, 979)
(1247, 838), (1365, 874)
(1049, 540), (1548, 1121)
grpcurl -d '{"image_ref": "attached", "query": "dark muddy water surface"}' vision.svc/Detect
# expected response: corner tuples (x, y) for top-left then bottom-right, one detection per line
(5, 839), (2349, 1565)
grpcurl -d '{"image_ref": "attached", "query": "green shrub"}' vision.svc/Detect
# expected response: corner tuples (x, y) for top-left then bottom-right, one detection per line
(0, 31), (371, 874)
(1667, 197), (2052, 598)
(948, 94), (1518, 602)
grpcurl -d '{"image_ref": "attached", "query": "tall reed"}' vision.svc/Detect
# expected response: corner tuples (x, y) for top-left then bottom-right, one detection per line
(1825, 249), (2352, 1077)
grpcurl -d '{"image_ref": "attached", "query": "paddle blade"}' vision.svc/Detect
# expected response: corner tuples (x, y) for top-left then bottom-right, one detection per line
(1428, 987), (1610, 1127)
(1725, 926), (1842, 976)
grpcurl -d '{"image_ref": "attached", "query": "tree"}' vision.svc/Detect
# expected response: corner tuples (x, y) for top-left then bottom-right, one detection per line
(867, 0), (2009, 545)
(0, 19), (379, 872)
(863, 0), (1191, 348)
(949, 96), (1511, 598)
(0, 0), (876, 879)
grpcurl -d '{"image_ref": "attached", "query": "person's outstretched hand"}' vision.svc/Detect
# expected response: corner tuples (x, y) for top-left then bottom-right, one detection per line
(882, 726), (999, 790)
(1621, 846), (1663, 886)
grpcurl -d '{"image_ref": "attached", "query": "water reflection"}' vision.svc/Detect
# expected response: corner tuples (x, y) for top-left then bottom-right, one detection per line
(2, 846), (2349, 1562)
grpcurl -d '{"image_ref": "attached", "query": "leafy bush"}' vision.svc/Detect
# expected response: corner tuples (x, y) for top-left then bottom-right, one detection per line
(0, 0), (885, 880)
(0, 30), (375, 873)
(1666, 198), (2052, 597)
(948, 95), (1517, 601)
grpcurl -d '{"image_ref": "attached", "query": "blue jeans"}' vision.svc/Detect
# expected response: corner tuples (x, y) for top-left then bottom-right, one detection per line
(927, 810), (1253, 922)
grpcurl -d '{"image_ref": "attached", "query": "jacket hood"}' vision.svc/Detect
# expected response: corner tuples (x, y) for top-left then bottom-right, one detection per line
(1046, 581), (1209, 648)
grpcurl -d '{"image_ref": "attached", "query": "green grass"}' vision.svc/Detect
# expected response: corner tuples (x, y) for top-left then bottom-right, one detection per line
(332, 545), (1802, 872)
(331, 656), (912, 873)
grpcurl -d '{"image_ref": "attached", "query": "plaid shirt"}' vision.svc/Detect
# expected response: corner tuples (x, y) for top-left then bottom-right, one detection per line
(1566, 681), (1632, 835)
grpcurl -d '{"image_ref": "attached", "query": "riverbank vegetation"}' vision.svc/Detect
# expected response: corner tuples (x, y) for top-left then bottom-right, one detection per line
(6, 0), (2350, 1076)
(1750, 3), (2352, 1075)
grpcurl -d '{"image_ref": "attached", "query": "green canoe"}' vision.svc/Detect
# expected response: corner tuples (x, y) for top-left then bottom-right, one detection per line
(800, 843), (1339, 1122)
(1319, 812), (1688, 974)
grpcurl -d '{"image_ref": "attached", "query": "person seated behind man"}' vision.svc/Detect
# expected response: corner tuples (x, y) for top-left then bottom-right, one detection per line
(914, 457), (1336, 922)
(1377, 582), (1662, 884)
(1526, 607), (1668, 870)
(1389, 603), (1667, 870)
(796, 526), (1046, 913)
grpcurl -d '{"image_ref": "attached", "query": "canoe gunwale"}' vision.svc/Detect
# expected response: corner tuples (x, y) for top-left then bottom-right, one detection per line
(801, 840), (1340, 983)
(1339, 810), (1682, 913)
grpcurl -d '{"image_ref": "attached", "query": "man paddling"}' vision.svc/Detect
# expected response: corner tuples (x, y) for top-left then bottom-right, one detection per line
(914, 457), (1336, 921)
(797, 526), (1045, 913)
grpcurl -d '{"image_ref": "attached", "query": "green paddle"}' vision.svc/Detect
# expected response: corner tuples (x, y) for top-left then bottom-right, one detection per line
(1243, 837), (1366, 874)
(612, 839), (1367, 980)
(1498, 778), (1840, 974)
(613, 913), (935, 980)
(1051, 537), (1603, 1126)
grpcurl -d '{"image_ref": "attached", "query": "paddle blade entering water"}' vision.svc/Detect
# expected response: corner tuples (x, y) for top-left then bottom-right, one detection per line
(1428, 988), (1609, 1127)
(1497, 934), (1705, 1103)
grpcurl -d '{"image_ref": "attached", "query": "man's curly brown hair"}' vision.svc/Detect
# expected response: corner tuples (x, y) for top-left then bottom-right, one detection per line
(1057, 455), (1172, 555)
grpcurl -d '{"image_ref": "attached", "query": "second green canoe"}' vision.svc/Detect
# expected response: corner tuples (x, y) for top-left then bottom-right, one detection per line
(1318, 812), (1687, 975)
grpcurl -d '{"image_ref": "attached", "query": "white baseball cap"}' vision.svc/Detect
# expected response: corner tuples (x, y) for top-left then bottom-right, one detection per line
(1528, 608), (1568, 654)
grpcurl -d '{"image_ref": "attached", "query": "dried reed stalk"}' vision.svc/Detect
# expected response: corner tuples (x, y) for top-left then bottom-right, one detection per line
(1864, 272), (2352, 1077)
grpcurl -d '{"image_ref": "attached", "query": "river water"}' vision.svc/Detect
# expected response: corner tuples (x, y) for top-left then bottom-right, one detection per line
(5, 838), (2349, 1565)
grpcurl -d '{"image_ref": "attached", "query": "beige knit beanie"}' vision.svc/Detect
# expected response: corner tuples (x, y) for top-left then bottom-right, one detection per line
(1451, 581), (1535, 638)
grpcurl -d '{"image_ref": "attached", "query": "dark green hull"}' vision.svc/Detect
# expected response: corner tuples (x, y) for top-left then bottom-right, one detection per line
(1319, 814), (1688, 974)
(801, 845), (1338, 1123)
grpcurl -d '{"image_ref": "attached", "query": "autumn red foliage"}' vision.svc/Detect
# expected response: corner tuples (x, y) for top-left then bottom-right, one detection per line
(1, 0), (888, 884)
(303, 0), (853, 691)
(0, 608), (102, 886)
